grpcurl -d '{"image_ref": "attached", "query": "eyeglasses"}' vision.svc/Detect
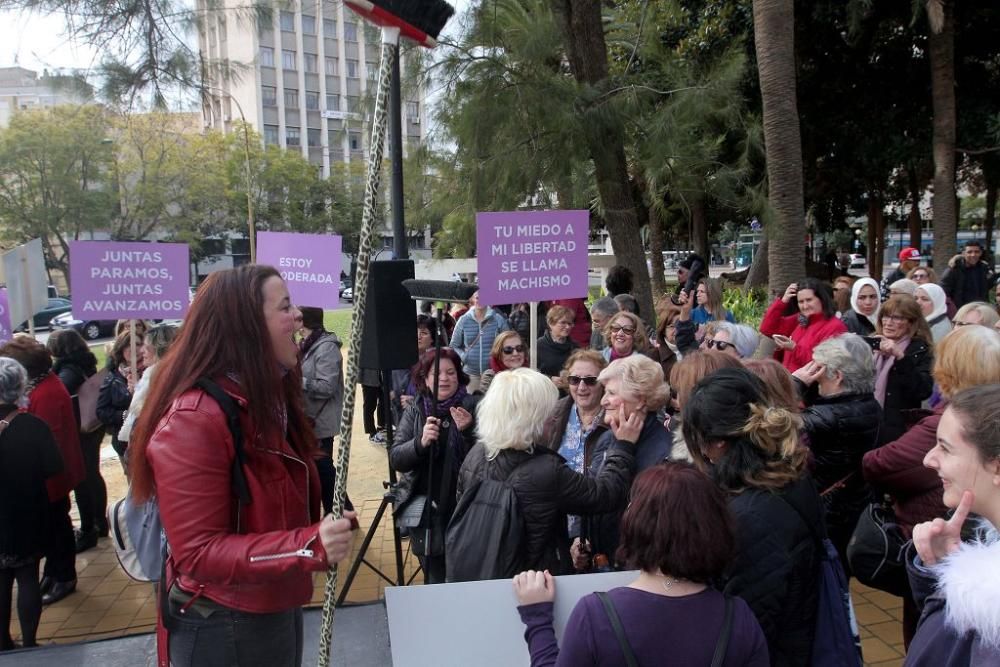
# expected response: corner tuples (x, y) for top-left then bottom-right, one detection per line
(881, 314), (910, 323)
(567, 375), (599, 386)
(610, 325), (636, 335)
(502, 345), (526, 354)
(705, 339), (736, 352)
(554, 320), (574, 327)
(953, 320), (975, 327)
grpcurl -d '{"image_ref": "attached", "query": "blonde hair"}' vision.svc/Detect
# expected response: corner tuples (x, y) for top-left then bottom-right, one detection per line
(669, 351), (743, 410)
(476, 368), (558, 459)
(602, 311), (649, 352)
(597, 355), (669, 412)
(953, 301), (1000, 328)
(933, 325), (1000, 399)
(545, 305), (575, 327)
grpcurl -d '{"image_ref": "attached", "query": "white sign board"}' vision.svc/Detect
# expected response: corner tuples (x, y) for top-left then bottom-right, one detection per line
(385, 570), (638, 667)
(1, 238), (48, 329)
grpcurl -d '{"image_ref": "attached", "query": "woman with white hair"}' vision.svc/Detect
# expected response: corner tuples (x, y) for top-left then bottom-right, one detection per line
(792, 334), (882, 570)
(456, 368), (636, 576)
(952, 301), (1000, 329)
(0, 357), (63, 651)
(842, 278), (880, 335)
(890, 278), (918, 298)
(914, 283), (951, 343)
(701, 321), (760, 359)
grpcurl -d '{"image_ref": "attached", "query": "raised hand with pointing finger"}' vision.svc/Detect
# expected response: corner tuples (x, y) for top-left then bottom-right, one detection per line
(912, 490), (973, 566)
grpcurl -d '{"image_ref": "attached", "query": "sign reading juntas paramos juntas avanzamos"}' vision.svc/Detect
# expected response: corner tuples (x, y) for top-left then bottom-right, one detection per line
(69, 241), (190, 320)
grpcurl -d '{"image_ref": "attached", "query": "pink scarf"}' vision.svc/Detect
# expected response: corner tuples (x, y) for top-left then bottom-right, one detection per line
(874, 336), (911, 406)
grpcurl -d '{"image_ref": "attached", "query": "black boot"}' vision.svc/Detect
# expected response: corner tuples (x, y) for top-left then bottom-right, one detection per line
(74, 528), (98, 553)
(39, 576), (54, 596)
(41, 579), (76, 606)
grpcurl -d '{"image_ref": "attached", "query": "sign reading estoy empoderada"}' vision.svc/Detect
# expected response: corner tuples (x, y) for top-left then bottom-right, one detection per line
(256, 231), (342, 309)
(69, 241), (190, 320)
(476, 210), (589, 304)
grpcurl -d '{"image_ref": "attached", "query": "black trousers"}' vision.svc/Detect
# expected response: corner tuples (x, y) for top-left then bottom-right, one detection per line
(73, 428), (108, 534)
(42, 496), (77, 583)
(168, 599), (304, 667)
(361, 385), (386, 436)
(0, 559), (41, 649)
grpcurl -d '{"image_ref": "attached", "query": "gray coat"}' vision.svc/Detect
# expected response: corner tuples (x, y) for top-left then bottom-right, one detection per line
(301, 332), (344, 439)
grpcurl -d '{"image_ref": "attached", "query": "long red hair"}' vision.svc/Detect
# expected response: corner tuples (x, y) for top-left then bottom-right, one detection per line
(129, 265), (314, 502)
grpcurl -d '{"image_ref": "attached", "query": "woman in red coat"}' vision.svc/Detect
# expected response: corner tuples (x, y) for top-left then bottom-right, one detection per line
(0, 337), (84, 606)
(129, 265), (357, 667)
(759, 278), (846, 372)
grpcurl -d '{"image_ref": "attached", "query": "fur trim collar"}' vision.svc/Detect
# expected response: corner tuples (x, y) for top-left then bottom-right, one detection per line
(937, 519), (1000, 649)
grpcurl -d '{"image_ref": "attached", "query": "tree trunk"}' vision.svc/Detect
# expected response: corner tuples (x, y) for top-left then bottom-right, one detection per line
(867, 194), (886, 281)
(744, 234), (770, 290)
(928, 0), (957, 270)
(752, 0), (806, 297)
(551, 0), (654, 325)
(690, 195), (709, 261)
(648, 205), (667, 297)
(908, 168), (923, 249)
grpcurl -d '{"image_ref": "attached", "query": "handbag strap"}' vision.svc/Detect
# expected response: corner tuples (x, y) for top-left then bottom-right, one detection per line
(710, 595), (734, 667)
(595, 591), (639, 667)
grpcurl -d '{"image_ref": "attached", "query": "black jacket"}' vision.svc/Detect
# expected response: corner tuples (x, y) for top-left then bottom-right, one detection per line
(389, 394), (480, 519)
(53, 354), (97, 396)
(456, 441), (634, 576)
(722, 475), (822, 667)
(841, 310), (875, 336)
(878, 337), (933, 445)
(940, 259), (997, 308)
(96, 364), (132, 454)
(800, 391), (881, 534)
(0, 411), (63, 557)
(534, 332), (577, 379)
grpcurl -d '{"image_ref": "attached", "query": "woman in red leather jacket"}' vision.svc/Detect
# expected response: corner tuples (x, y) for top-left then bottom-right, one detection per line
(129, 265), (356, 667)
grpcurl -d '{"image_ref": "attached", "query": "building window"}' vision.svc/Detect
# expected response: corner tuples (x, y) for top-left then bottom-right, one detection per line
(366, 62), (378, 81)
(346, 59), (358, 79)
(284, 88), (298, 108)
(282, 50), (296, 70)
(406, 101), (419, 119)
(286, 127), (301, 146)
(346, 95), (359, 113)
(323, 18), (336, 36)
(263, 124), (279, 145)
(325, 57), (338, 76)
(280, 10), (294, 31)
(305, 91), (319, 110)
(308, 128), (320, 147)
(349, 131), (362, 151)
(326, 94), (340, 111)
(301, 14), (315, 34)
(262, 86), (277, 106)
(260, 46), (274, 67)
(304, 53), (318, 73)
(344, 21), (357, 42)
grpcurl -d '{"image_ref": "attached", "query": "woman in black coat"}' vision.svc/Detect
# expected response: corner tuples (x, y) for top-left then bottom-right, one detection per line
(871, 296), (934, 444)
(0, 358), (63, 651)
(535, 305), (578, 388)
(684, 368), (822, 667)
(390, 348), (479, 584)
(457, 368), (635, 577)
(47, 329), (108, 552)
(793, 333), (882, 572)
(96, 332), (137, 472)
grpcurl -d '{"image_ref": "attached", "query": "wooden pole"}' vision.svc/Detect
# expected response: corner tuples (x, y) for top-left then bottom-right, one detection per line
(20, 252), (35, 338)
(129, 319), (138, 382)
(529, 301), (538, 370)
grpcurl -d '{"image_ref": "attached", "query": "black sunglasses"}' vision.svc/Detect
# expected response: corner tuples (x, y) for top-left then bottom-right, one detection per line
(567, 375), (599, 387)
(502, 345), (526, 354)
(705, 339), (736, 352)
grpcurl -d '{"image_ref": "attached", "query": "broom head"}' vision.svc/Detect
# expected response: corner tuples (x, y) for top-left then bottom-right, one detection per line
(345, 0), (455, 48)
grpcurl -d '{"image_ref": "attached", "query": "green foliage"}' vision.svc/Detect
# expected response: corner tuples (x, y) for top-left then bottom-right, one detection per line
(723, 285), (768, 328)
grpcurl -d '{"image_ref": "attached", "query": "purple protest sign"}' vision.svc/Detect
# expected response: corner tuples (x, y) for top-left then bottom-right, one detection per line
(69, 242), (190, 319)
(476, 210), (589, 304)
(0, 289), (12, 343)
(257, 232), (342, 309)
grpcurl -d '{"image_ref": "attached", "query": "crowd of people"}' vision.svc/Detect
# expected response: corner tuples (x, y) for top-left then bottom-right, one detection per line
(0, 247), (997, 666)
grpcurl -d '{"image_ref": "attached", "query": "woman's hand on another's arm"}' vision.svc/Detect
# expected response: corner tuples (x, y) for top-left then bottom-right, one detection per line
(513, 570), (555, 606)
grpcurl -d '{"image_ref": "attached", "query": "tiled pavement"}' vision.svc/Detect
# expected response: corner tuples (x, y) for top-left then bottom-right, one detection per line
(10, 387), (907, 665)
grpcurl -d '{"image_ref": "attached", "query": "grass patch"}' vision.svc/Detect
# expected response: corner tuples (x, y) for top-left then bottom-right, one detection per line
(323, 308), (355, 341)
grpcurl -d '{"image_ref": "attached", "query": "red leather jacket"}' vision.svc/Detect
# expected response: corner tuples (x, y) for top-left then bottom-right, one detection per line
(147, 378), (328, 614)
(28, 372), (85, 501)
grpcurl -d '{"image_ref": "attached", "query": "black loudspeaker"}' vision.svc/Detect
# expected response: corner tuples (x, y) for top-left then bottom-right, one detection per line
(359, 260), (418, 370)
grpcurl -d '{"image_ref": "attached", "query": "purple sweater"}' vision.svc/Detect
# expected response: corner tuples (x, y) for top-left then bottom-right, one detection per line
(518, 586), (769, 667)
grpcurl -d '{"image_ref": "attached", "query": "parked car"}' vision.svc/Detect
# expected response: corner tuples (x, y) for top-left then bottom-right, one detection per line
(850, 253), (867, 269)
(15, 298), (73, 332)
(50, 312), (117, 341)
(341, 287), (353, 302)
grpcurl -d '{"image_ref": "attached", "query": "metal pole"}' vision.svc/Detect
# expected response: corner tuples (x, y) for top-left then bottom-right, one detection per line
(389, 49), (407, 259)
(529, 301), (538, 370)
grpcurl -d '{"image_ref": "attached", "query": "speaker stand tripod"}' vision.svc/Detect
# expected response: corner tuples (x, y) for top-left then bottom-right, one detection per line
(336, 372), (416, 606)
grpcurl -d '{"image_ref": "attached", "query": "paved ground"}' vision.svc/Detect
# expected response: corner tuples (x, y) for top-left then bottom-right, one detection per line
(6, 383), (907, 665)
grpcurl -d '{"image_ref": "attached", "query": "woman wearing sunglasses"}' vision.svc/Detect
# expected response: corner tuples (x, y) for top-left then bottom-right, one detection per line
(477, 331), (527, 395)
(601, 311), (648, 362)
(700, 322), (760, 359)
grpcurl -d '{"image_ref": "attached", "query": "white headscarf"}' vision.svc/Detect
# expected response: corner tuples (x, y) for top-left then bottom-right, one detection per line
(917, 283), (948, 322)
(850, 278), (881, 326)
